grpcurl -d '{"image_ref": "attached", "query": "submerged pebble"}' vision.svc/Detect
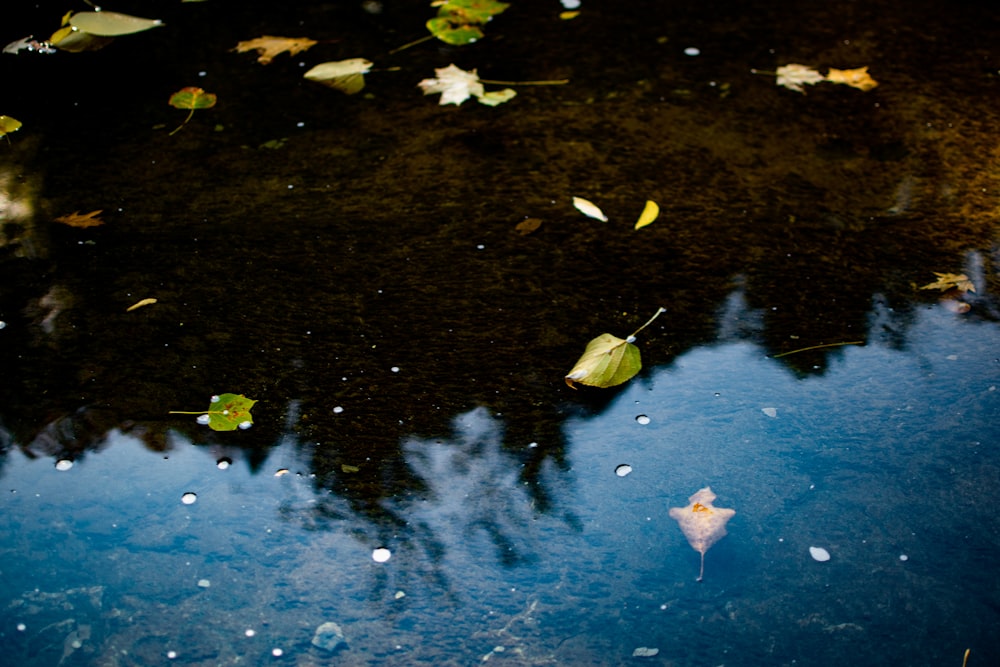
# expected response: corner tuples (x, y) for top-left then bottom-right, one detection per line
(311, 621), (346, 651)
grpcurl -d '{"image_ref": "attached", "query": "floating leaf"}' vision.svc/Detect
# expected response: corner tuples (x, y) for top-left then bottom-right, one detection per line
(170, 393), (257, 432)
(168, 87), (217, 135)
(126, 298), (157, 312)
(514, 218), (542, 235)
(68, 11), (163, 36)
(775, 64), (825, 93)
(634, 200), (659, 230)
(669, 487), (736, 582)
(477, 88), (517, 106)
(418, 64), (485, 105)
(825, 66), (878, 91)
(426, 0), (510, 45)
(0, 116), (23, 139)
(572, 196), (607, 221)
(54, 209), (104, 228)
(564, 308), (665, 388)
(920, 272), (975, 293)
(304, 58), (373, 95)
(234, 35), (317, 65)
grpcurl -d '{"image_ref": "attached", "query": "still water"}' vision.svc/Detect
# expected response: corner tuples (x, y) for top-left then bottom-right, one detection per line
(1, 0), (999, 664)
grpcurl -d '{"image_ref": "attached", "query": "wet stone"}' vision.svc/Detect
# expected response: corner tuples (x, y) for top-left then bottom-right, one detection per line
(311, 621), (346, 652)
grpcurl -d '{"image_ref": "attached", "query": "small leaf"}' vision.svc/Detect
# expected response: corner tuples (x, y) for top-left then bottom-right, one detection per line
(304, 58), (373, 95)
(920, 272), (975, 293)
(169, 87), (217, 110)
(69, 11), (163, 36)
(564, 333), (642, 388)
(825, 66), (878, 91)
(572, 196), (608, 221)
(477, 88), (516, 106)
(126, 298), (157, 312)
(234, 36), (317, 65)
(205, 394), (257, 431)
(426, 17), (485, 45)
(0, 115), (23, 138)
(634, 200), (659, 230)
(775, 63), (824, 93)
(418, 64), (485, 105)
(426, 0), (509, 45)
(514, 218), (542, 235)
(54, 209), (105, 228)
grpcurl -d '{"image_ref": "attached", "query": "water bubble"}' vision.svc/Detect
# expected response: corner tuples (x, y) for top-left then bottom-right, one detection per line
(55, 459), (73, 471)
(684, 47), (701, 56)
(635, 414), (650, 425)
(238, 420), (252, 430)
(167, 651), (178, 659)
(274, 469), (289, 477)
(245, 629), (256, 637)
(0, 321), (6, 329)
(16, 623), (26, 631)
(216, 458), (231, 469)
(272, 648), (284, 657)
(899, 554), (909, 561)
(197, 414), (211, 425)
(809, 546), (831, 562)
(210, 395), (221, 403)
(197, 579), (211, 588)
(391, 366), (400, 373)
(615, 464), (633, 477)
(333, 406), (344, 414)
(762, 407), (778, 418)
(372, 547), (392, 562)
(181, 492), (198, 505)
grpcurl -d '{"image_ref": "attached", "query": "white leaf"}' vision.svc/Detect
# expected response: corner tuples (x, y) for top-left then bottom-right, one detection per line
(418, 64), (485, 106)
(775, 63), (824, 93)
(477, 88), (517, 106)
(572, 196), (608, 221)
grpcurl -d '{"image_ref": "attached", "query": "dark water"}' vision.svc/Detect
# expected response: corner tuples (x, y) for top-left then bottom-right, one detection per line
(1, 0), (998, 665)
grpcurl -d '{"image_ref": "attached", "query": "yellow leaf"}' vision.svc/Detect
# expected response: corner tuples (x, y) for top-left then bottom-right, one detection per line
(560, 11), (581, 19)
(920, 272), (975, 293)
(304, 59), (373, 94)
(0, 115), (23, 138)
(126, 298), (157, 312)
(634, 200), (659, 230)
(572, 196), (607, 221)
(564, 308), (665, 389)
(825, 66), (878, 91)
(54, 210), (105, 228)
(234, 36), (317, 65)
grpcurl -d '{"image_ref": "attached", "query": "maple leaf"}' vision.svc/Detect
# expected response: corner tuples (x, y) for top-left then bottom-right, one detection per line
(418, 64), (485, 105)
(54, 210), (105, 228)
(234, 36), (317, 65)
(920, 272), (976, 293)
(775, 64), (825, 93)
(825, 67), (878, 91)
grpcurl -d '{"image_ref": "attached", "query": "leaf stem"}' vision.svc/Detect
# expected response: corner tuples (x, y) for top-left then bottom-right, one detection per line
(168, 410), (224, 415)
(629, 307), (666, 339)
(477, 78), (570, 86)
(389, 34), (435, 55)
(168, 109), (195, 136)
(771, 340), (864, 358)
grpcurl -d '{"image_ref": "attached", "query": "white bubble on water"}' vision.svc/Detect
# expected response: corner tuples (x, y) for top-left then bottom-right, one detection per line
(635, 414), (650, 425)
(333, 406), (344, 414)
(16, 623), (26, 631)
(809, 546), (831, 562)
(197, 579), (211, 588)
(684, 47), (700, 56)
(372, 547), (392, 562)
(238, 420), (252, 430)
(615, 464), (633, 477)
(167, 651), (177, 659)
(272, 648), (284, 657)
(210, 395), (221, 403)
(197, 414), (211, 425)
(181, 492), (198, 505)
(55, 459), (73, 471)
(899, 554), (909, 561)
(245, 629), (256, 637)
(391, 366), (400, 373)
(217, 458), (231, 469)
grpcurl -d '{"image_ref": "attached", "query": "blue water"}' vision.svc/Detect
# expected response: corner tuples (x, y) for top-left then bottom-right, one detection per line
(2, 302), (996, 666)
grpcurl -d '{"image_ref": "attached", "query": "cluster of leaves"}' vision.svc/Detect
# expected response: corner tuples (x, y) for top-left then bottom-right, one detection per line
(767, 63), (879, 93)
(426, 0), (510, 45)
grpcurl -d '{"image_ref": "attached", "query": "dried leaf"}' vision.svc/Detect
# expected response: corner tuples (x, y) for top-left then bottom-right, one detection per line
(825, 66), (878, 91)
(234, 36), (317, 65)
(514, 218), (542, 235)
(634, 200), (659, 230)
(572, 196), (607, 221)
(920, 272), (976, 293)
(304, 58), (373, 94)
(418, 64), (485, 105)
(126, 298), (157, 312)
(669, 487), (736, 582)
(55, 210), (104, 228)
(775, 64), (825, 93)
(477, 88), (517, 106)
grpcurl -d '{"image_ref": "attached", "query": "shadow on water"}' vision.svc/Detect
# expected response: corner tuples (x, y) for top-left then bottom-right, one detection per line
(0, 0), (999, 664)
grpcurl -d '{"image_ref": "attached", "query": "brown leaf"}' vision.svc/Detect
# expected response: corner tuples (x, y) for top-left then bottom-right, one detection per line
(514, 218), (542, 235)
(669, 487), (736, 582)
(54, 210), (105, 228)
(825, 66), (878, 91)
(920, 272), (976, 293)
(234, 36), (317, 65)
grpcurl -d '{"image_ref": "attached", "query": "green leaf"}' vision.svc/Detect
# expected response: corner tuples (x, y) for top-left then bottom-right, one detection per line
(426, 0), (509, 45)
(565, 333), (642, 388)
(169, 87), (217, 110)
(477, 88), (517, 106)
(426, 17), (484, 45)
(303, 58), (373, 95)
(0, 116), (23, 139)
(169, 393), (257, 431)
(68, 11), (163, 37)
(564, 308), (666, 389)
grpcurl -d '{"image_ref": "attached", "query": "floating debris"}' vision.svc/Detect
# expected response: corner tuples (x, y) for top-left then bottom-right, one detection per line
(809, 546), (831, 562)
(55, 459), (74, 471)
(615, 464), (633, 477)
(372, 547), (392, 563)
(762, 407), (778, 418)
(636, 414), (651, 425)
(311, 621), (347, 651)
(181, 492), (198, 505)
(633, 646), (660, 657)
